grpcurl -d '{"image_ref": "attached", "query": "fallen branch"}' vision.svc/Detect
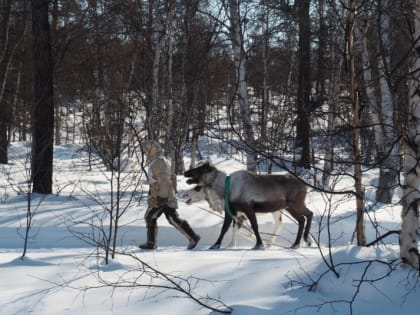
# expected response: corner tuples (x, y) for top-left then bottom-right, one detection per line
(366, 230), (400, 247)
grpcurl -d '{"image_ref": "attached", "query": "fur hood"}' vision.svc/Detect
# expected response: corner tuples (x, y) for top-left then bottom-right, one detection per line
(143, 140), (163, 162)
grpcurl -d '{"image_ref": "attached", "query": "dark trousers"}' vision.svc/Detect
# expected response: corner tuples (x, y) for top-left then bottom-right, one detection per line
(144, 205), (198, 245)
(145, 205), (185, 230)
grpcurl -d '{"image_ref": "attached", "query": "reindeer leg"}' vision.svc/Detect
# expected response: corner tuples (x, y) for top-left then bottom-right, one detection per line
(244, 210), (264, 250)
(289, 210), (305, 249)
(267, 211), (282, 247)
(226, 221), (237, 248)
(210, 213), (233, 250)
(303, 207), (313, 246)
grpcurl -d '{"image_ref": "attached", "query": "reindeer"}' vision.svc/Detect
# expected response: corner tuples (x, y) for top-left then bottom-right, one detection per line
(184, 162), (313, 249)
(182, 184), (283, 247)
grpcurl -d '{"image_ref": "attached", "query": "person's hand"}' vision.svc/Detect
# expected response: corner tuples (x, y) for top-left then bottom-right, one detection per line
(157, 197), (168, 207)
(148, 197), (158, 208)
(150, 181), (159, 196)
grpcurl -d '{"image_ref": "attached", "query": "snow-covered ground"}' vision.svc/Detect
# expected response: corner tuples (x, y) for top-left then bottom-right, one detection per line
(0, 142), (418, 315)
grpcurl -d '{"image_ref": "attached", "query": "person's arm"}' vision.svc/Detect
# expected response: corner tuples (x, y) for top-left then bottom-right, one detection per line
(148, 159), (171, 206)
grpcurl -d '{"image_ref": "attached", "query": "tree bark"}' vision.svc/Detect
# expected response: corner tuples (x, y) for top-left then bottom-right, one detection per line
(316, 0), (326, 99)
(400, 0), (420, 270)
(296, 0), (311, 169)
(357, 11), (382, 153)
(0, 117), (7, 164)
(177, 0), (200, 174)
(0, 0), (12, 164)
(260, 9), (269, 143)
(52, 0), (61, 146)
(31, 0), (55, 194)
(375, 0), (400, 204)
(149, 0), (165, 140)
(229, 0), (257, 171)
(165, 0), (175, 171)
(348, 0), (366, 246)
(322, 38), (342, 188)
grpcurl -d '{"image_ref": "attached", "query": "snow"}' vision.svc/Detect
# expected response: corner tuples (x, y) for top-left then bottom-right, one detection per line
(0, 142), (419, 315)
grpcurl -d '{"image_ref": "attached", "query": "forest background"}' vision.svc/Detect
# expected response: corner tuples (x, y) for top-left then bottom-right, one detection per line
(1, 0), (420, 272)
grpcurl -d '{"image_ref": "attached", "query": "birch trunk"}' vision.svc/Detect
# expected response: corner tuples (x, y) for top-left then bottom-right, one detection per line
(261, 9), (269, 143)
(165, 0), (175, 172)
(348, 0), (366, 246)
(322, 45), (342, 188)
(376, 0), (399, 204)
(322, 2), (343, 187)
(149, 0), (165, 140)
(400, 0), (420, 270)
(229, 0), (257, 171)
(357, 19), (382, 153)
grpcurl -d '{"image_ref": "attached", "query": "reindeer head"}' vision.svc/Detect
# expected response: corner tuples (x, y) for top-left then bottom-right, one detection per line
(184, 162), (214, 185)
(182, 183), (225, 214)
(182, 185), (206, 205)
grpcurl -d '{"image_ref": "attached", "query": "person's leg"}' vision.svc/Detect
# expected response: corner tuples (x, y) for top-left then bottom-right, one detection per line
(139, 207), (163, 249)
(164, 207), (200, 249)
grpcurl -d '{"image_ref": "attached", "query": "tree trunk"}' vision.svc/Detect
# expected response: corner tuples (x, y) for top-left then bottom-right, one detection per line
(400, 0), (420, 270)
(260, 9), (269, 143)
(0, 119), (7, 164)
(52, 0), (61, 145)
(177, 0), (200, 174)
(296, 0), (311, 169)
(375, 0), (399, 204)
(149, 0), (165, 140)
(348, 0), (365, 246)
(357, 17), (382, 156)
(229, 0), (257, 171)
(322, 41), (342, 188)
(316, 0), (326, 99)
(31, 0), (55, 194)
(165, 0), (175, 172)
(0, 0), (12, 164)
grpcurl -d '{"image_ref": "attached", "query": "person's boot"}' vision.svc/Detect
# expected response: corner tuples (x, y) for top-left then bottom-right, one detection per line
(139, 226), (157, 249)
(165, 208), (200, 250)
(187, 233), (201, 250)
(180, 221), (200, 250)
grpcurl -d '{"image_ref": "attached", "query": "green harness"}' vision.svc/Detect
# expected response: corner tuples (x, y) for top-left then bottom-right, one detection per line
(224, 175), (235, 220)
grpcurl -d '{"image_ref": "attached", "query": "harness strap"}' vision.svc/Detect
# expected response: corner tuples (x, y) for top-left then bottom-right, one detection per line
(224, 175), (236, 220)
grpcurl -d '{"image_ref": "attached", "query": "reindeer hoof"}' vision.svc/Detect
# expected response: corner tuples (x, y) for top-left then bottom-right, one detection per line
(209, 244), (221, 250)
(290, 243), (300, 249)
(252, 244), (265, 250)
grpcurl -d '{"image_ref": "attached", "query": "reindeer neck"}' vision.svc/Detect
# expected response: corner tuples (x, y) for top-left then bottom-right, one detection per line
(209, 170), (226, 196)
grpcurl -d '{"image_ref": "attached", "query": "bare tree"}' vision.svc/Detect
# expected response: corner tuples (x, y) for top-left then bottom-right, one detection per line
(400, 0), (420, 270)
(148, 0), (166, 140)
(164, 0), (175, 168)
(31, 0), (55, 194)
(0, 0), (28, 163)
(347, 0), (365, 246)
(180, 0), (200, 171)
(296, 0), (311, 169)
(0, 0), (12, 164)
(375, 0), (400, 204)
(228, 0), (257, 171)
(322, 1), (344, 188)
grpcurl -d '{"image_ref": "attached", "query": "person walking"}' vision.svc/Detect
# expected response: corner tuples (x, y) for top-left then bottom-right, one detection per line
(139, 140), (200, 250)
